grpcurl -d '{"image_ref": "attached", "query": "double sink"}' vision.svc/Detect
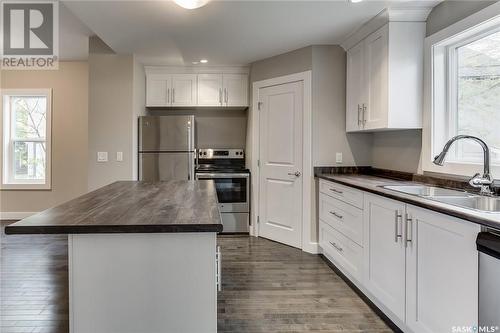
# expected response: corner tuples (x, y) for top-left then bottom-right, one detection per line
(382, 185), (500, 213)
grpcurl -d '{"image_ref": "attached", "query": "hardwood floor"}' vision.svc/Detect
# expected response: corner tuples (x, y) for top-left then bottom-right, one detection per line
(1, 221), (69, 333)
(1, 222), (391, 332)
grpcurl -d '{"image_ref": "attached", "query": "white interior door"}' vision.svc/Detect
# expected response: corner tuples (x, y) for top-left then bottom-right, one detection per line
(258, 80), (303, 248)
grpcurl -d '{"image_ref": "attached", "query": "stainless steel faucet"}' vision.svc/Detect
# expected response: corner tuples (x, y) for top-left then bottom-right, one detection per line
(433, 135), (495, 195)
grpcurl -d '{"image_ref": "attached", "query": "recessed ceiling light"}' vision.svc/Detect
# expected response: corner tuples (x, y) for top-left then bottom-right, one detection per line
(200, 59), (208, 64)
(349, 0), (363, 3)
(173, 0), (210, 9)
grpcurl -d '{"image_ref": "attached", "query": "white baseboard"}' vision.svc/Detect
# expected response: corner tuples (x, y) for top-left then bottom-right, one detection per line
(302, 241), (319, 254)
(0, 212), (38, 220)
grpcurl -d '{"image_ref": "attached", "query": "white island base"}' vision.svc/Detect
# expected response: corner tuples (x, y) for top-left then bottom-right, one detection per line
(68, 232), (217, 333)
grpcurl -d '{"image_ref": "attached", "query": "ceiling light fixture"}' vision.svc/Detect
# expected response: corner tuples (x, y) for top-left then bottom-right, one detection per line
(349, 0), (363, 3)
(199, 59), (208, 63)
(173, 0), (210, 9)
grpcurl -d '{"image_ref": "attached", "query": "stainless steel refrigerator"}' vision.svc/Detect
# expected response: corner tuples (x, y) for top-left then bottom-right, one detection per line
(138, 115), (195, 181)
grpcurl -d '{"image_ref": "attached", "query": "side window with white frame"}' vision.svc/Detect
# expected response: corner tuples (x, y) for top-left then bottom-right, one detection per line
(425, 9), (500, 176)
(2, 89), (52, 189)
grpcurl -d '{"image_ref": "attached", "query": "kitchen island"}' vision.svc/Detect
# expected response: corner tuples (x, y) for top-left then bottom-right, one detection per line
(6, 180), (222, 333)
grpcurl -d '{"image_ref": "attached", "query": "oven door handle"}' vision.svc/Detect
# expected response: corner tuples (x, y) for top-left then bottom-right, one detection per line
(196, 173), (250, 179)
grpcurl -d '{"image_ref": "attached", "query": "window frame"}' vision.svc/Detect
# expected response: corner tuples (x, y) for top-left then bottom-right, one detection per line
(422, 3), (500, 178)
(447, 26), (500, 164)
(1, 89), (52, 190)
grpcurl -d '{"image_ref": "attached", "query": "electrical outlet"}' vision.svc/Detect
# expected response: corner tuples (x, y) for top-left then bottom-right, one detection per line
(97, 152), (108, 162)
(336, 152), (343, 164)
(116, 152), (123, 162)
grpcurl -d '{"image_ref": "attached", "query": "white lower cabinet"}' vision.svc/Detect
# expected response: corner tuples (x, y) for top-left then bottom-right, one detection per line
(363, 194), (406, 322)
(320, 221), (363, 282)
(319, 180), (480, 333)
(405, 205), (479, 333)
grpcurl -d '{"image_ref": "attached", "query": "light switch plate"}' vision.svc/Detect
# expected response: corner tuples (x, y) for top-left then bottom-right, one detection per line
(97, 152), (108, 162)
(116, 152), (123, 162)
(336, 152), (343, 164)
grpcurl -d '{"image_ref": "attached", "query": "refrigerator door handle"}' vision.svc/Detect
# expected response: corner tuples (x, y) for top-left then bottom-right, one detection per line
(187, 121), (194, 181)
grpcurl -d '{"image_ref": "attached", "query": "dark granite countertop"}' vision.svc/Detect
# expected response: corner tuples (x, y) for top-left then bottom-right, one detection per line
(5, 180), (222, 235)
(316, 173), (500, 231)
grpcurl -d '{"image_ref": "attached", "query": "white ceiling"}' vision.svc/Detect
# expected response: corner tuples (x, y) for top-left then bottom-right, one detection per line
(63, 0), (438, 65)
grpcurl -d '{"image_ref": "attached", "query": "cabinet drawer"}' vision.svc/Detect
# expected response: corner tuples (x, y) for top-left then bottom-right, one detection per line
(319, 179), (363, 209)
(320, 221), (363, 282)
(319, 193), (363, 246)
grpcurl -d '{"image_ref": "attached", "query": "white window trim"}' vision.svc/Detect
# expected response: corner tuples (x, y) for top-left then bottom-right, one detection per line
(422, 2), (500, 178)
(1, 89), (52, 190)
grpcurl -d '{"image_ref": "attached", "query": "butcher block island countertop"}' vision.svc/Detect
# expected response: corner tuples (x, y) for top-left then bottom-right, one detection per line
(5, 180), (222, 333)
(5, 180), (223, 234)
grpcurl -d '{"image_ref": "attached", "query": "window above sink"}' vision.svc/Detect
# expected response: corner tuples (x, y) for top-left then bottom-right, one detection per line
(423, 3), (500, 179)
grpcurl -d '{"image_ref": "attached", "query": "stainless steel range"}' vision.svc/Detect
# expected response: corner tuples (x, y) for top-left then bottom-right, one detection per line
(195, 149), (249, 234)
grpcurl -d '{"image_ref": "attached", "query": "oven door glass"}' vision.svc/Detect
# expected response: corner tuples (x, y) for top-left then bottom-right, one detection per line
(213, 178), (247, 203)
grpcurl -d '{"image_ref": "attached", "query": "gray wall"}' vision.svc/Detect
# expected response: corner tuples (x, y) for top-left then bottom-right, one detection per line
(371, 0), (496, 174)
(88, 37), (135, 190)
(371, 130), (422, 173)
(311, 45), (372, 167)
(249, 46), (313, 82)
(426, 0), (496, 36)
(133, 57), (147, 180)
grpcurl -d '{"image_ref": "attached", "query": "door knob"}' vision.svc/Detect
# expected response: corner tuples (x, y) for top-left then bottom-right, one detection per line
(288, 171), (301, 177)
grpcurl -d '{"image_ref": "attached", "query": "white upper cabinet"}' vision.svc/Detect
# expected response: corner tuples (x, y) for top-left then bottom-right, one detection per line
(364, 26), (389, 130)
(146, 74), (196, 107)
(171, 74), (197, 106)
(198, 74), (223, 106)
(223, 74), (248, 107)
(146, 74), (170, 107)
(145, 67), (249, 108)
(344, 9), (427, 132)
(346, 42), (366, 132)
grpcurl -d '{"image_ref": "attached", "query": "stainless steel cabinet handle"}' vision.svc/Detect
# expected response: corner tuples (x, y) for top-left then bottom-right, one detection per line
(363, 104), (367, 124)
(394, 210), (403, 243)
(287, 171), (301, 177)
(357, 104), (362, 126)
(330, 211), (343, 219)
(216, 246), (222, 292)
(219, 88), (222, 105)
(405, 213), (413, 247)
(329, 188), (343, 194)
(224, 88), (228, 104)
(329, 241), (343, 252)
(167, 88), (170, 104)
(172, 88), (175, 104)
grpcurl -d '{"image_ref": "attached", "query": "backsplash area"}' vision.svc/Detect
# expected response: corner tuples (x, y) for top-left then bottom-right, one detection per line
(314, 166), (481, 193)
(148, 109), (247, 149)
